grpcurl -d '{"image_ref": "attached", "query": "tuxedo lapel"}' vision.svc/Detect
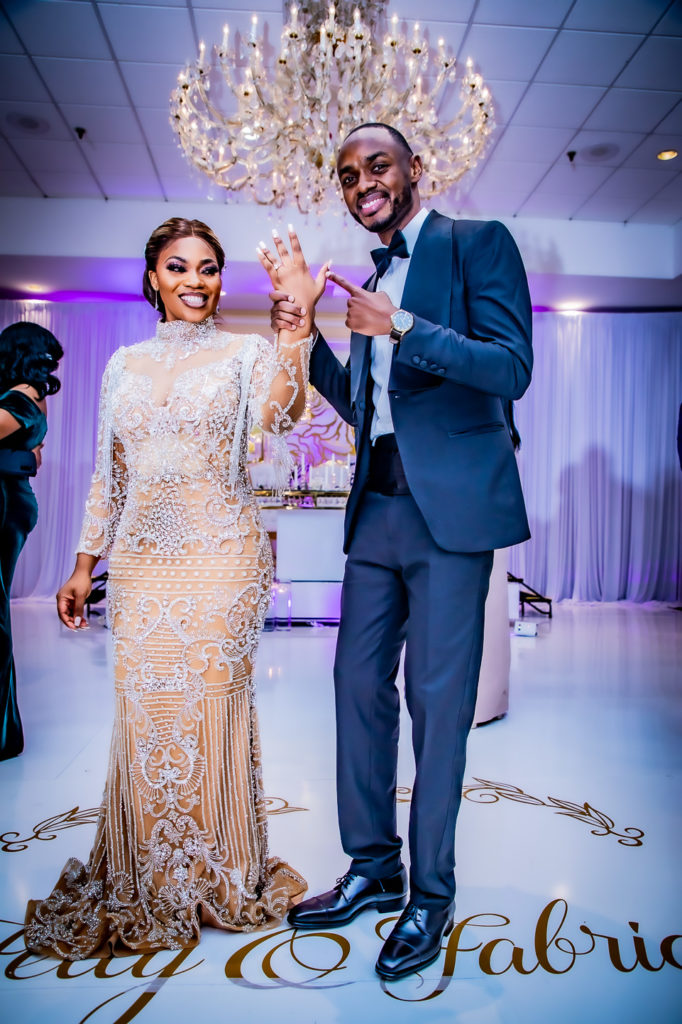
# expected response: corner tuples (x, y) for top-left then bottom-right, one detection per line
(399, 210), (453, 327)
(350, 269), (379, 405)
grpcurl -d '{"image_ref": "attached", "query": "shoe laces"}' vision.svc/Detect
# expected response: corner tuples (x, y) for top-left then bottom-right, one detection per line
(335, 872), (355, 893)
(401, 903), (426, 928)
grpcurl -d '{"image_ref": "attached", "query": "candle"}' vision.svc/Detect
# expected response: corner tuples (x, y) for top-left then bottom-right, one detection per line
(222, 24), (229, 50)
(250, 14), (258, 42)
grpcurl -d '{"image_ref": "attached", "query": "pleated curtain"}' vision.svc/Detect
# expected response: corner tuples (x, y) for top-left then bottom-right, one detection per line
(1, 300), (680, 603)
(510, 311), (681, 601)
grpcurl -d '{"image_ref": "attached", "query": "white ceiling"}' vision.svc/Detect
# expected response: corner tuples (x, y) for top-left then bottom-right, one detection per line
(1, 0), (681, 225)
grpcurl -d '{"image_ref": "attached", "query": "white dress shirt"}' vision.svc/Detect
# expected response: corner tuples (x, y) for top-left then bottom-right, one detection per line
(370, 207), (429, 442)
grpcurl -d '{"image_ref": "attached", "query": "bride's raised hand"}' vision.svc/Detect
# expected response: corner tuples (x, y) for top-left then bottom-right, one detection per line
(257, 226), (329, 314)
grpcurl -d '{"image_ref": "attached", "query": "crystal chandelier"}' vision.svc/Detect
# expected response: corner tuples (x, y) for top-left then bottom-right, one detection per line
(170, 1), (495, 214)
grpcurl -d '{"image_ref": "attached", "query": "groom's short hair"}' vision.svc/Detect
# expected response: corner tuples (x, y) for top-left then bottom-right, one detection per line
(341, 122), (414, 156)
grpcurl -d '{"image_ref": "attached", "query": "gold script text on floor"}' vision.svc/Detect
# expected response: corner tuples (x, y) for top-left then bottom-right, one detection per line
(1, 601), (680, 1023)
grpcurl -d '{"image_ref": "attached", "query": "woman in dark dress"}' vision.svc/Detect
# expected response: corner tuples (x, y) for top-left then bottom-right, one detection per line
(0, 321), (63, 760)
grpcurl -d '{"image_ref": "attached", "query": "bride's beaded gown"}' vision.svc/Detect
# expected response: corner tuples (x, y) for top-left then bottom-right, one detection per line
(25, 317), (310, 959)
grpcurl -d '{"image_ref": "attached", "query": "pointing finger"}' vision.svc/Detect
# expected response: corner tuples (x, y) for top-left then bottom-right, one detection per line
(326, 271), (361, 296)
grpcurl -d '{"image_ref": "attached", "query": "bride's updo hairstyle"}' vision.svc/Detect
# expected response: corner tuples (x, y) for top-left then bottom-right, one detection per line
(142, 217), (226, 321)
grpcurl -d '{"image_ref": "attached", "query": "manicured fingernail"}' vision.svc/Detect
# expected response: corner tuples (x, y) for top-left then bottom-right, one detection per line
(74, 616), (81, 627)
(272, 228), (280, 238)
(288, 223), (294, 233)
(299, 319), (305, 326)
(288, 295), (295, 302)
(300, 307), (307, 315)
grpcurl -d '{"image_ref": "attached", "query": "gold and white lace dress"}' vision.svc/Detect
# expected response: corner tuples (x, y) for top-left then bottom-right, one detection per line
(25, 317), (310, 959)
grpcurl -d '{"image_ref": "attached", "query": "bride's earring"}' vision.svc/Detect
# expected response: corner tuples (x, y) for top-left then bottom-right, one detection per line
(154, 288), (160, 311)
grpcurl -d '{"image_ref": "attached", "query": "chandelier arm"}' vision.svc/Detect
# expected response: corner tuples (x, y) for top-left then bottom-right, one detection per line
(170, 3), (495, 214)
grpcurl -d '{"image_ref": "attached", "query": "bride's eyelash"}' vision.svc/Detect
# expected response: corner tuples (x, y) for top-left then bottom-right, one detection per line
(164, 262), (219, 275)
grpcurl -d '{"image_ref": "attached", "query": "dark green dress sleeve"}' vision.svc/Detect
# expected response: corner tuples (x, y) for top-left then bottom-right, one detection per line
(0, 391), (47, 450)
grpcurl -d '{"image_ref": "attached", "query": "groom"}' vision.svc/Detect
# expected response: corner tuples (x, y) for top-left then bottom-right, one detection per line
(271, 123), (532, 979)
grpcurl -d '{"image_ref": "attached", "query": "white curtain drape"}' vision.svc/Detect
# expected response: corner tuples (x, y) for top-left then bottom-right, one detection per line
(1, 301), (681, 603)
(509, 311), (682, 602)
(1, 300), (157, 600)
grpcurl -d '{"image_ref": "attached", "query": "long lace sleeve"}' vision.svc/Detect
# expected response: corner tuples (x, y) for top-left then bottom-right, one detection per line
(248, 332), (313, 489)
(251, 332), (312, 435)
(77, 349), (128, 558)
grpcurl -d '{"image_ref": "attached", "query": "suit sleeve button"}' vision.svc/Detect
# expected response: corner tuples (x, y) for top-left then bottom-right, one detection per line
(412, 355), (420, 365)
(420, 359), (428, 368)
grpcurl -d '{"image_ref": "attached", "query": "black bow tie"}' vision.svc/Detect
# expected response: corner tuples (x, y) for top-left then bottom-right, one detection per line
(370, 230), (409, 278)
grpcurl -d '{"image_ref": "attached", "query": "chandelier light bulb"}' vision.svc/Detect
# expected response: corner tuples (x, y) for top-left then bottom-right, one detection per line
(169, 0), (495, 214)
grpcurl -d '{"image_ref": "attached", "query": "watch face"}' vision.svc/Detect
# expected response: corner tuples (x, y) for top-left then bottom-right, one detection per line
(391, 310), (414, 333)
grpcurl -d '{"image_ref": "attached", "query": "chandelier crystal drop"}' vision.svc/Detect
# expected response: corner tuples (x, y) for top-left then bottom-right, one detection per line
(170, 1), (495, 214)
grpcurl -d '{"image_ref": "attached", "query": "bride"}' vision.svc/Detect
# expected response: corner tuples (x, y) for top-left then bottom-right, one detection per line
(25, 217), (326, 959)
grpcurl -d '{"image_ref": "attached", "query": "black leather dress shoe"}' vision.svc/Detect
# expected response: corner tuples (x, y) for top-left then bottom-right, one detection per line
(287, 866), (408, 929)
(375, 901), (455, 980)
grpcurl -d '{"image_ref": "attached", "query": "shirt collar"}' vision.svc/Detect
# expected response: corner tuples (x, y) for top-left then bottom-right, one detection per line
(400, 207), (429, 256)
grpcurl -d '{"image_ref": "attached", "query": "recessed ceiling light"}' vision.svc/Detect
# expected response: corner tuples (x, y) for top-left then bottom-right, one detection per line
(656, 149), (678, 161)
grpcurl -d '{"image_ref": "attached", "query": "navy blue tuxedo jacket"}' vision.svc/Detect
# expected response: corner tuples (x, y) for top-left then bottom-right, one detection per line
(309, 210), (533, 553)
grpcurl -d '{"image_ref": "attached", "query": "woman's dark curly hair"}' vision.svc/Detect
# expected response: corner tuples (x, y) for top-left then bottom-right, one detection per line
(142, 217), (225, 321)
(0, 321), (63, 400)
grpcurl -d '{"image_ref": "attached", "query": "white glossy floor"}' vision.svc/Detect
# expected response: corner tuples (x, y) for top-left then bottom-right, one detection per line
(1, 601), (680, 1024)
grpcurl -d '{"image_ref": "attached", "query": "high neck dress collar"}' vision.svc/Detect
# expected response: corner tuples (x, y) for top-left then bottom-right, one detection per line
(151, 316), (223, 369)
(155, 315), (217, 346)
